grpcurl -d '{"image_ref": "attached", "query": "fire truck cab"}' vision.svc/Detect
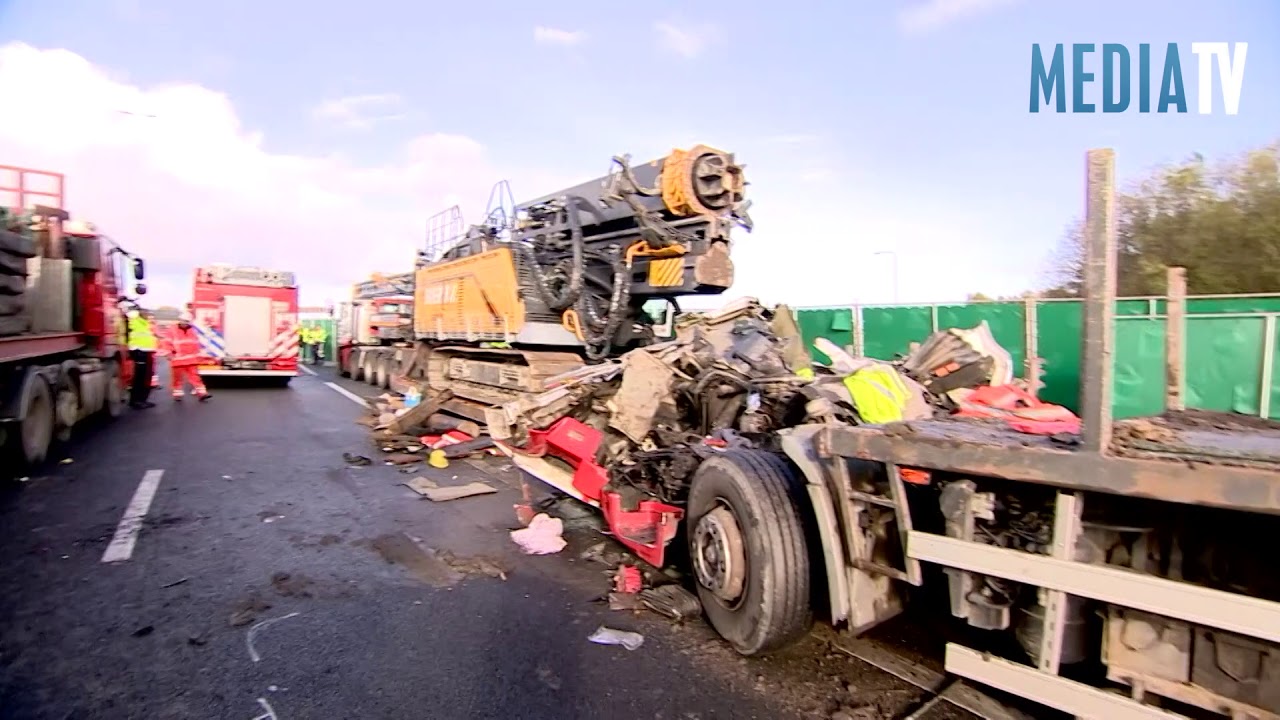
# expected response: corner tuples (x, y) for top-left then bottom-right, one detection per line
(189, 264), (299, 384)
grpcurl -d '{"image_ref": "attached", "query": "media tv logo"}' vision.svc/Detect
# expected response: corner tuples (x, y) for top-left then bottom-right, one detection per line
(1030, 43), (1248, 114)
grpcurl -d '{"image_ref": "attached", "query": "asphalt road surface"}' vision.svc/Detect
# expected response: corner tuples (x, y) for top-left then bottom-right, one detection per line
(0, 364), (973, 720)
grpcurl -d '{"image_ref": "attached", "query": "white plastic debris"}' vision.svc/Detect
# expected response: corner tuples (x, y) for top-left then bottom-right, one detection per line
(587, 626), (644, 651)
(509, 513), (566, 555)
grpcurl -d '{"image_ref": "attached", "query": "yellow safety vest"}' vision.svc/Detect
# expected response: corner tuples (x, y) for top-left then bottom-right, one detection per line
(312, 326), (327, 342)
(127, 315), (158, 351)
(842, 365), (911, 424)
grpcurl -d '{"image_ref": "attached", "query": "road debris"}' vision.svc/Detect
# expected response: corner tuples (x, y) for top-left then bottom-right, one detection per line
(613, 565), (642, 594)
(270, 572), (314, 598)
(587, 626), (644, 651)
(131, 625), (154, 638)
(509, 513), (566, 555)
(427, 449), (449, 468)
(608, 592), (644, 611)
(160, 576), (189, 589)
(383, 453), (421, 466)
(342, 453), (371, 467)
(229, 595), (274, 627)
(639, 585), (702, 621)
(402, 476), (498, 502)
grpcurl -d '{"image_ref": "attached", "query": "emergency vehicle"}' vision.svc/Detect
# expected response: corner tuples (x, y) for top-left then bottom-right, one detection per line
(188, 264), (298, 384)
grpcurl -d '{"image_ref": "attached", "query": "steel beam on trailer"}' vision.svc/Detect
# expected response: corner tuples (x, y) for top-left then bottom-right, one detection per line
(1080, 148), (1118, 453)
(0, 332), (82, 363)
(817, 424), (1280, 516)
(945, 645), (1185, 719)
(1165, 267), (1187, 412)
(906, 530), (1280, 644)
(1036, 491), (1082, 676)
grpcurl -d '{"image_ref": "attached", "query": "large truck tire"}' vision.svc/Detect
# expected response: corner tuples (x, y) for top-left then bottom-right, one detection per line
(7, 370), (55, 467)
(0, 274), (25, 295)
(377, 356), (392, 389)
(0, 230), (36, 258)
(362, 354), (378, 386)
(0, 314), (31, 336)
(0, 251), (27, 276)
(348, 350), (364, 381)
(104, 360), (126, 419)
(0, 294), (25, 315)
(686, 449), (813, 656)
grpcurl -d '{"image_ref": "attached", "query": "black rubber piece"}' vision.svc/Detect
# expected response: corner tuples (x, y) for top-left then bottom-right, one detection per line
(0, 294), (26, 315)
(0, 251), (28, 276)
(686, 449), (813, 656)
(0, 230), (36, 258)
(0, 274), (24, 295)
(0, 314), (31, 336)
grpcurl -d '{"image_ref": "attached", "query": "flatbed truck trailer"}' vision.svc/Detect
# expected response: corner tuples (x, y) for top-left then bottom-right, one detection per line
(0, 165), (147, 469)
(773, 150), (1280, 719)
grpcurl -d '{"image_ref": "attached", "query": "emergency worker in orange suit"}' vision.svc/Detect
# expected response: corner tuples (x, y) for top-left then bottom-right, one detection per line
(162, 312), (212, 402)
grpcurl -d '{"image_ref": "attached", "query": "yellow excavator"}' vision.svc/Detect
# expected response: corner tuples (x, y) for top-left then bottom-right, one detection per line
(338, 145), (751, 422)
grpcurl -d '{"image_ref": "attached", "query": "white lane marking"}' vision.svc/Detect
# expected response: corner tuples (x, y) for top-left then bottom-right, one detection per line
(324, 381), (370, 408)
(252, 697), (280, 720)
(101, 469), (165, 563)
(298, 365), (316, 376)
(247, 611), (301, 662)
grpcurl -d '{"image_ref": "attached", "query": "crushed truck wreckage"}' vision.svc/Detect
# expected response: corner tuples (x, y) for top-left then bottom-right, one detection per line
(483, 298), (1036, 568)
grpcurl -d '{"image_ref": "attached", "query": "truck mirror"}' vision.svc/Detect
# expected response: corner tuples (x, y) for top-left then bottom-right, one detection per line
(133, 258), (145, 280)
(135, 282), (148, 295)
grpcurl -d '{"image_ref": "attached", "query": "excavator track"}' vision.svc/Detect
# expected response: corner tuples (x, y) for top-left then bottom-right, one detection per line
(343, 342), (585, 422)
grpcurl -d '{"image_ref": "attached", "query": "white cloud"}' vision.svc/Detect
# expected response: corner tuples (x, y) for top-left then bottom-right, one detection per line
(0, 43), (569, 307)
(898, 0), (1019, 35)
(533, 26), (585, 47)
(654, 21), (720, 59)
(311, 92), (405, 130)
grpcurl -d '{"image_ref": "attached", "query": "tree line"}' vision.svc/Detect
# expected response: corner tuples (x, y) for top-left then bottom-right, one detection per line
(1031, 140), (1280, 298)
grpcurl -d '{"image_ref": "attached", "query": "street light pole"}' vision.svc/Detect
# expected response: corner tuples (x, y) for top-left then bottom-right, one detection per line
(874, 251), (899, 303)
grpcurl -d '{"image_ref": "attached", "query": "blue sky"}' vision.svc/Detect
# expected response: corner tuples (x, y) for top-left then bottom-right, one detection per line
(0, 0), (1276, 308)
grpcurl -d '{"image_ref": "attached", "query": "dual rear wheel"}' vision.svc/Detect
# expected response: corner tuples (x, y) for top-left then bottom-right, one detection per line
(686, 449), (814, 656)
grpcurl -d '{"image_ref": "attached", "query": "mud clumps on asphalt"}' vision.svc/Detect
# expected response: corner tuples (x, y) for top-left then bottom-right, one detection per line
(228, 594), (274, 627)
(369, 533), (460, 587)
(664, 621), (927, 719)
(437, 550), (508, 581)
(318, 534), (342, 546)
(367, 533), (509, 587)
(270, 571), (315, 598)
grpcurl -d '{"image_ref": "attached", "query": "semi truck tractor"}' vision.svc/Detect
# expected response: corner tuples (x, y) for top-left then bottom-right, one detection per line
(336, 272), (415, 388)
(188, 264), (299, 384)
(0, 164), (147, 468)
(488, 149), (1280, 720)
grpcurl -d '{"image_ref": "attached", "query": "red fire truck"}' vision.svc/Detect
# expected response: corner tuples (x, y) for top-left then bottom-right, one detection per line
(1, 165), (146, 468)
(188, 264), (298, 384)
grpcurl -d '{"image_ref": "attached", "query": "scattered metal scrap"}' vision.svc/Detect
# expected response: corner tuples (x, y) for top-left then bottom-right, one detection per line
(402, 476), (498, 502)
(487, 299), (1018, 521)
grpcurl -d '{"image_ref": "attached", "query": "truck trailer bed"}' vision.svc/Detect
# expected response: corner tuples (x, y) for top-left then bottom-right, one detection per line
(816, 412), (1280, 516)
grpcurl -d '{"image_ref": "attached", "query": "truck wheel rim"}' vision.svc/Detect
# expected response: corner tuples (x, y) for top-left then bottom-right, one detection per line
(693, 504), (747, 604)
